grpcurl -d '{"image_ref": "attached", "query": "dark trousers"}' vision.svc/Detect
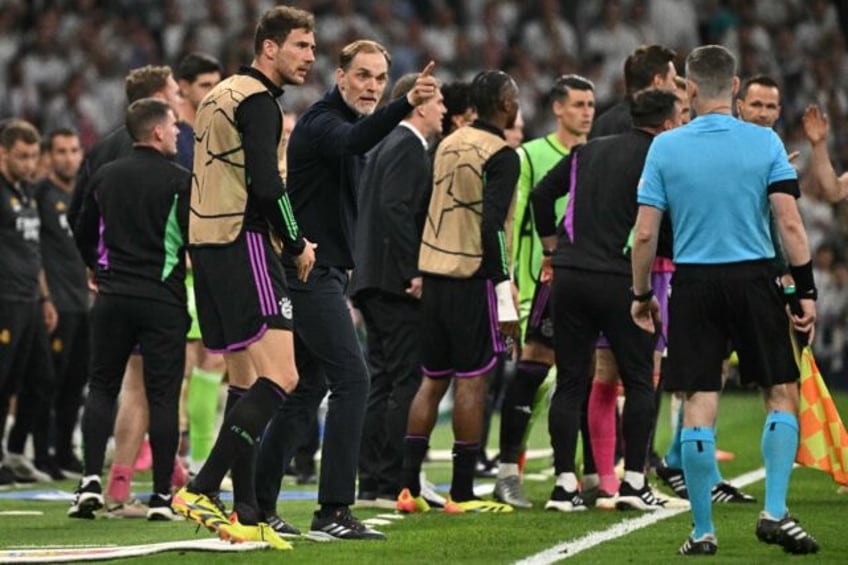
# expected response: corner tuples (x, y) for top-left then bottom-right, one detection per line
(256, 266), (370, 511)
(292, 412), (319, 477)
(50, 311), (90, 462)
(82, 294), (186, 495)
(356, 289), (422, 499)
(0, 300), (54, 461)
(549, 269), (656, 475)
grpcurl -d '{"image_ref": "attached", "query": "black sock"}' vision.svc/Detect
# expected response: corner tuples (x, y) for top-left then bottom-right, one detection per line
(499, 361), (549, 464)
(450, 442), (479, 502)
(224, 385), (247, 415)
(401, 436), (429, 497)
(223, 386), (263, 526)
(192, 378), (287, 495)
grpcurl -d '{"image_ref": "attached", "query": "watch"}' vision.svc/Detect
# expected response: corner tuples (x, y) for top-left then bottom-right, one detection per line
(630, 287), (653, 302)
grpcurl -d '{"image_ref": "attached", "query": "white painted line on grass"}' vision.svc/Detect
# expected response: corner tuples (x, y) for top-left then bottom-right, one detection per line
(515, 467), (766, 565)
(376, 513), (405, 521)
(0, 510), (44, 516)
(362, 518), (393, 526)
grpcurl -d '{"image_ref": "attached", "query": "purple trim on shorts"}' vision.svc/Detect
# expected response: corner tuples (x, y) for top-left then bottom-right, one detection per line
(562, 152), (578, 241)
(206, 323), (268, 353)
(131, 343), (142, 355)
(249, 232), (278, 316)
(595, 334), (610, 349)
(422, 367), (454, 379)
(455, 355), (498, 378)
(251, 232), (279, 312)
(405, 435), (429, 442)
(97, 215), (109, 269)
(246, 233), (272, 316)
(486, 280), (504, 353)
(529, 283), (551, 328)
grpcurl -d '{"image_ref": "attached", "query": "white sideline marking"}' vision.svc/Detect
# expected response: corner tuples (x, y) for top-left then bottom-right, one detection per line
(428, 448), (553, 462)
(515, 467), (766, 565)
(362, 518), (393, 526)
(376, 513), (405, 521)
(0, 510), (44, 516)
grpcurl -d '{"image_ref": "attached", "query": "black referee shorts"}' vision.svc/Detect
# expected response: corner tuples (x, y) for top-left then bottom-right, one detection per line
(189, 230), (294, 352)
(664, 260), (798, 392)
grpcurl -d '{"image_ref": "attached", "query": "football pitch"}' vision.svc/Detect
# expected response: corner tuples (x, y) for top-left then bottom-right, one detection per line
(1, 391), (846, 563)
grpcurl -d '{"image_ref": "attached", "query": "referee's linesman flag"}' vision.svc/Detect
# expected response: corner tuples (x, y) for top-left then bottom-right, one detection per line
(795, 345), (848, 486)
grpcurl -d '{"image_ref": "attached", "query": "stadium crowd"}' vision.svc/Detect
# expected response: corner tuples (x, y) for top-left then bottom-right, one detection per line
(0, 0), (844, 557)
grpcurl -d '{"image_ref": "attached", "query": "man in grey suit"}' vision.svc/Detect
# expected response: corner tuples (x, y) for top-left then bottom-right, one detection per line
(351, 74), (445, 507)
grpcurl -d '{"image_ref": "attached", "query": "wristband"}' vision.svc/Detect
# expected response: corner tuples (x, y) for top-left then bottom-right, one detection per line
(630, 287), (653, 303)
(39, 295), (51, 303)
(494, 280), (518, 323)
(542, 248), (555, 257)
(789, 260), (817, 300)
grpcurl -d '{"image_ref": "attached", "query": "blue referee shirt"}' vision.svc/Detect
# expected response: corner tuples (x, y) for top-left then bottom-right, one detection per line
(637, 113), (797, 264)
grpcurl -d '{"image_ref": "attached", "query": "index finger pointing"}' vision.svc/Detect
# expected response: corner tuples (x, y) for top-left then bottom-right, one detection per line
(419, 60), (435, 78)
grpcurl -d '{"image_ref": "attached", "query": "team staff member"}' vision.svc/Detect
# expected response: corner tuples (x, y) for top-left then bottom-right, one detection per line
(585, 43), (678, 496)
(34, 129), (88, 479)
(589, 44), (677, 139)
(0, 120), (57, 487)
(352, 74), (446, 507)
(632, 45), (819, 556)
(67, 65), (186, 512)
(255, 41), (437, 541)
(72, 98), (190, 521)
(530, 90), (680, 513)
(396, 70), (519, 515)
(495, 75), (596, 509)
(173, 6), (317, 549)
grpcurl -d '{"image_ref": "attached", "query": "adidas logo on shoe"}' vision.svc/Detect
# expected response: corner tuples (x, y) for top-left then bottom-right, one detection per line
(615, 481), (666, 511)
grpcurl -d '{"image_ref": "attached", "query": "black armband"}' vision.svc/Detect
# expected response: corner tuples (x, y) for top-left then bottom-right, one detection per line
(789, 260), (817, 300)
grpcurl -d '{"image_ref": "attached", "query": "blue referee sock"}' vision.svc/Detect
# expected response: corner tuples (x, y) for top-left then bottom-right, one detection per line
(664, 403), (684, 469)
(761, 411), (799, 519)
(681, 427), (717, 538)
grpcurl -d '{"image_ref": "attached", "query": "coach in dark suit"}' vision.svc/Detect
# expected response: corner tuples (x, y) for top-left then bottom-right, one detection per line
(351, 74), (445, 506)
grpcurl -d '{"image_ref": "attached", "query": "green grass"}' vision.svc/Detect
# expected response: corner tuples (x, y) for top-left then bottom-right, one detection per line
(2, 392), (847, 563)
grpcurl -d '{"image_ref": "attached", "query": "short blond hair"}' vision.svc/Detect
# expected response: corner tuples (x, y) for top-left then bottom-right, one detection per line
(125, 65), (173, 103)
(338, 40), (391, 71)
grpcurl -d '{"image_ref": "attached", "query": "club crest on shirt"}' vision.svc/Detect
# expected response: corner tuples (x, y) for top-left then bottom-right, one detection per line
(279, 297), (293, 320)
(9, 197), (20, 212)
(52, 338), (63, 353)
(0, 329), (10, 345)
(56, 200), (66, 212)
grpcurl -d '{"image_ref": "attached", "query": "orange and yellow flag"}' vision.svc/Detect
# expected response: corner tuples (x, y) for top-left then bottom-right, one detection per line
(795, 345), (848, 486)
